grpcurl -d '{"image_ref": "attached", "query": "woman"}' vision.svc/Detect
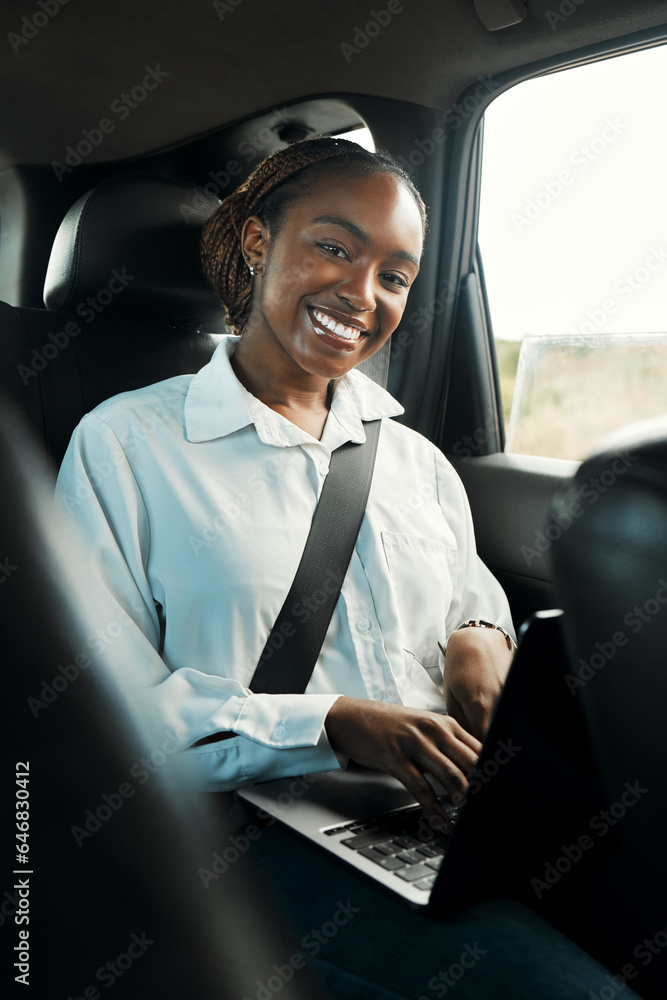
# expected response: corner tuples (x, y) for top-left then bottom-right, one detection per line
(55, 136), (515, 816)
(54, 138), (645, 1000)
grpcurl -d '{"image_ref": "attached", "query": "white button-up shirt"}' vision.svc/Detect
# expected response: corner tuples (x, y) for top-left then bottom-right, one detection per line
(55, 335), (513, 790)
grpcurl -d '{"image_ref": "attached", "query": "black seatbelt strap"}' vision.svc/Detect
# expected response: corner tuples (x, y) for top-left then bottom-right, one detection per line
(248, 337), (391, 695)
(249, 417), (382, 694)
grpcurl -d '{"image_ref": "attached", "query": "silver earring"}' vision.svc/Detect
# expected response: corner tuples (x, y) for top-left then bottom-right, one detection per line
(245, 257), (254, 276)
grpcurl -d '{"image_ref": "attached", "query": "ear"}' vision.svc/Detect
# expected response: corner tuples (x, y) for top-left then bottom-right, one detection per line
(240, 216), (269, 274)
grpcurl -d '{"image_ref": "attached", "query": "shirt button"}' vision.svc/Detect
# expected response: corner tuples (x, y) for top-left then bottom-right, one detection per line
(272, 724), (287, 740)
(319, 462), (329, 475)
(356, 618), (372, 634)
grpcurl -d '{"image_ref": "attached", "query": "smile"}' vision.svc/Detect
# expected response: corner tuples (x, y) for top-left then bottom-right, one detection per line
(311, 308), (364, 342)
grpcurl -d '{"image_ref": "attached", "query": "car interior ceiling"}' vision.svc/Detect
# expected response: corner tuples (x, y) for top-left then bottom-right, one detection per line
(2, 0), (667, 995)
(2, 2), (666, 630)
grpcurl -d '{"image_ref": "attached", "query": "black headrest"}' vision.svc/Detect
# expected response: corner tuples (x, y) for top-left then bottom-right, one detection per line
(43, 172), (223, 326)
(579, 413), (667, 482)
(550, 415), (667, 947)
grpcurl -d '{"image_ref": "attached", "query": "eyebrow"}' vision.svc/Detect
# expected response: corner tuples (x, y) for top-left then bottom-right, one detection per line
(311, 214), (420, 269)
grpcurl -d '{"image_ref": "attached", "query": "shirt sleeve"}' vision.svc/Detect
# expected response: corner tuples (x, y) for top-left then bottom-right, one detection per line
(433, 448), (515, 644)
(54, 412), (345, 792)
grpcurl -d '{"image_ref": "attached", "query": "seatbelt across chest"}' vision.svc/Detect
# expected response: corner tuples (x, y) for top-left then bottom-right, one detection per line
(248, 338), (390, 695)
(249, 417), (381, 694)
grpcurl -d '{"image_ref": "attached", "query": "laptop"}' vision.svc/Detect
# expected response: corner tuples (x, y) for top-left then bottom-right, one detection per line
(237, 609), (565, 910)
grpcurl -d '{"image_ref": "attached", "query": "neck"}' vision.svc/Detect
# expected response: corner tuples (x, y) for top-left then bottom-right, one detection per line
(231, 328), (334, 414)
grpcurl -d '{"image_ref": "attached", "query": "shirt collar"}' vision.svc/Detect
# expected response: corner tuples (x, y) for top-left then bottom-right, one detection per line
(184, 334), (404, 446)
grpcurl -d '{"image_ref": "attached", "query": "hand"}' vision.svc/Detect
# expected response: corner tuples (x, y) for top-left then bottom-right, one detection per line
(442, 626), (514, 741)
(324, 697), (481, 818)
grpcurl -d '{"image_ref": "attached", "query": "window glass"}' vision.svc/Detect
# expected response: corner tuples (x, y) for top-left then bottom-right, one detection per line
(333, 125), (375, 150)
(479, 44), (667, 460)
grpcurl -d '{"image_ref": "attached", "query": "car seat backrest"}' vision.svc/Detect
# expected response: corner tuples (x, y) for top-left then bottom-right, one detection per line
(0, 394), (321, 999)
(0, 172), (224, 468)
(550, 414), (667, 932)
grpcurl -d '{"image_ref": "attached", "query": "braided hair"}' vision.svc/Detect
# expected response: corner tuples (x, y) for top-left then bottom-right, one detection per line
(200, 136), (427, 333)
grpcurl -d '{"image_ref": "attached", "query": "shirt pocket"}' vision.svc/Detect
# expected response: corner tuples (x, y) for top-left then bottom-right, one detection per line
(381, 531), (458, 668)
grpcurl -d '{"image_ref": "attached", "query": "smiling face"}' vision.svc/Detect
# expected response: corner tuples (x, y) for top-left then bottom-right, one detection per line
(240, 171), (424, 383)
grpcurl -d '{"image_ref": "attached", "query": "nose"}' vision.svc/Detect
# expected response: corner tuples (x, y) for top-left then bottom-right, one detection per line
(337, 263), (376, 312)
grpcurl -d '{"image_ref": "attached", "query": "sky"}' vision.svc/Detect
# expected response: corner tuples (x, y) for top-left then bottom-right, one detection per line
(478, 42), (667, 342)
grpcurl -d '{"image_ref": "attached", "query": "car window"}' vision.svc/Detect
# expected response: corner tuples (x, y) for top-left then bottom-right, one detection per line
(334, 125), (375, 150)
(478, 44), (667, 460)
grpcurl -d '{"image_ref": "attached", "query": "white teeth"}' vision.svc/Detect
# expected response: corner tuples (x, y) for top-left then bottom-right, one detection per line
(312, 309), (361, 341)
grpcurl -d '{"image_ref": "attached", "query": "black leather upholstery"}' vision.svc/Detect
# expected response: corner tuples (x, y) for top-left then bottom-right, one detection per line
(0, 396), (319, 999)
(0, 172), (323, 997)
(550, 414), (667, 990)
(44, 172), (222, 324)
(0, 172), (224, 467)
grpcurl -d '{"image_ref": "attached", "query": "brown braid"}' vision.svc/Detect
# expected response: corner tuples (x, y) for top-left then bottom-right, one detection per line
(200, 136), (427, 333)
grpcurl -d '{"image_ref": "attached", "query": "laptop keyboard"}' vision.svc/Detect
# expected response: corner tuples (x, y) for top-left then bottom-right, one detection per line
(323, 800), (459, 892)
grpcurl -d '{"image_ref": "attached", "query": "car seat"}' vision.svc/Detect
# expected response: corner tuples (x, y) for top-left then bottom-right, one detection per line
(550, 414), (667, 997)
(0, 171), (223, 469)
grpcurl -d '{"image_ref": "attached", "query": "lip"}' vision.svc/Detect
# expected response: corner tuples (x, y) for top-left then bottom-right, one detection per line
(308, 306), (371, 353)
(310, 305), (371, 333)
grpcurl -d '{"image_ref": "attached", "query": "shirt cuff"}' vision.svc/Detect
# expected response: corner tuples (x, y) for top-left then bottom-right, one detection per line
(229, 691), (342, 749)
(172, 724), (347, 791)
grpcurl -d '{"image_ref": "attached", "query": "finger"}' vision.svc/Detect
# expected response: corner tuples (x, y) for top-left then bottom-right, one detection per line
(413, 744), (471, 801)
(447, 721), (483, 757)
(431, 724), (481, 774)
(396, 762), (449, 820)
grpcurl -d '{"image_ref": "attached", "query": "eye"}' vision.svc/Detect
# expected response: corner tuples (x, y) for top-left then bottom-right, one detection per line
(380, 271), (410, 289)
(317, 241), (350, 260)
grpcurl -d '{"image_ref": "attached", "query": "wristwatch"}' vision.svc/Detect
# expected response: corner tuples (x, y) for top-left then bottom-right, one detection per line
(454, 618), (516, 652)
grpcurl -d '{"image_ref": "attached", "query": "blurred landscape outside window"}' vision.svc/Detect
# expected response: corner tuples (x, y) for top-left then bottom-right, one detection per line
(479, 43), (667, 460)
